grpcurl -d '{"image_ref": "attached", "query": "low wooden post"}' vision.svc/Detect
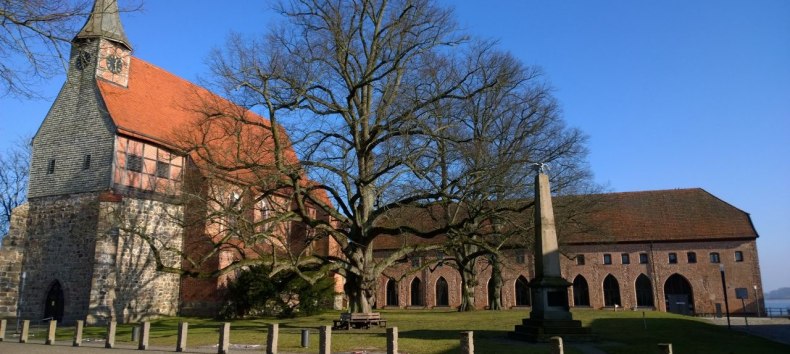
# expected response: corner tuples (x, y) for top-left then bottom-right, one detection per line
(550, 336), (564, 354)
(387, 327), (398, 354)
(45, 319), (57, 345)
(176, 322), (188, 352)
(73, 320), (84, 347)
(19, 320), (29, 343)
(0, 319), (6, 342)
(138, 321), (150, 350)
(658, 343), (673, 354)
(319, 325), (331, 354)
(218, 323), (230, 354)
(105, 319), (117, 349)
(460, 331), (474, 354)
(266, 323), (278, 354)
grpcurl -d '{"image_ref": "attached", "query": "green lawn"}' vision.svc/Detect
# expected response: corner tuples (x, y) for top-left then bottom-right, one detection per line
(41, 309), (788, 353)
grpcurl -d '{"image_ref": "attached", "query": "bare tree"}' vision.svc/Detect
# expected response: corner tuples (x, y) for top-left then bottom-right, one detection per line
(427, 49), (594, 311)
(0, 137), (30, 239)
(194, 0), (596, 313)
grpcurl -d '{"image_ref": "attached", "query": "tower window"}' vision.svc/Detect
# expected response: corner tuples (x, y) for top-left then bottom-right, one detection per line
(83, 154), (91, 170)
(47, 159), (56, 174)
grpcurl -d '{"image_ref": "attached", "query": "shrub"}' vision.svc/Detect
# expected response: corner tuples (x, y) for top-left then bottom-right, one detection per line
(221, 265), (335, 318)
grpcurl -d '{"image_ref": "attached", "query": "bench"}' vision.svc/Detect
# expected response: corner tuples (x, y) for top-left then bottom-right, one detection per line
(332, 312), (387, 330)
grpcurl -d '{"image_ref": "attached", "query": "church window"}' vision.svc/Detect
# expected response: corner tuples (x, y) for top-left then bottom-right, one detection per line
(410, 278), (423, 306)
(155, 161), (170, 179)
(126, 154), (143, 172)
(83, 154), (91, 170)
(603, 254), (612, 265)
(734, 251), (744, 262)
(47, 159), (56, 174)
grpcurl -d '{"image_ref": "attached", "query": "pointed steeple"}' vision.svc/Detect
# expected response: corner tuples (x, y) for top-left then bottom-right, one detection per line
(74, 0), (132, 50)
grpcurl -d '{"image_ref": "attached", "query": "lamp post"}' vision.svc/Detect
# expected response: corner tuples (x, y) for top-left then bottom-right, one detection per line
(753, 285), (761, 317)
(719, 264), (731, 329)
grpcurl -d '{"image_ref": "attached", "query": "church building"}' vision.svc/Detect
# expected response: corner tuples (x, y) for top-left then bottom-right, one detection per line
(0, 0), (336, 324)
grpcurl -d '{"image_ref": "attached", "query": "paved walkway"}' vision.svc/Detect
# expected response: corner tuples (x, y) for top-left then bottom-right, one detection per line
(705, 316), (790, 346)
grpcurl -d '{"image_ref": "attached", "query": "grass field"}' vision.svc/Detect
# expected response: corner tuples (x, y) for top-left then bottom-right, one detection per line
(33, 309), (789, 353)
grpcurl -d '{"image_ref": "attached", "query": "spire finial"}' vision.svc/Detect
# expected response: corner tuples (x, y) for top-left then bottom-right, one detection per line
(74, 0), (132, 50)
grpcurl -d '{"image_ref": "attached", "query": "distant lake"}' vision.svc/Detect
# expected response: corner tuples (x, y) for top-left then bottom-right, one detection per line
(765, 299), (790, 310)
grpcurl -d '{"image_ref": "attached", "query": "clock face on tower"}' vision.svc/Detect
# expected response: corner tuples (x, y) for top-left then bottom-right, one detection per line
(106, 55), (123, 74)
(76, 51), (92, 70)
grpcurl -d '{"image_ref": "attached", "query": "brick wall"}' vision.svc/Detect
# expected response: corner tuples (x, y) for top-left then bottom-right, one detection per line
(375, 239), (764, 315)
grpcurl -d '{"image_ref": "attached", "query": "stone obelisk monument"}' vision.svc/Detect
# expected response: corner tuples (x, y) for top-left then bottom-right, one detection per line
(509, 165), (591, 341)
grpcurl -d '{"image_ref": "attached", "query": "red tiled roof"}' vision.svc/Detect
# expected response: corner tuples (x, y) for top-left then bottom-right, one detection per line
(96, 57), (331, 206)
(562, 188), (758, 244)
(371, 188), (758, 250)
(97, 57), (250, 150)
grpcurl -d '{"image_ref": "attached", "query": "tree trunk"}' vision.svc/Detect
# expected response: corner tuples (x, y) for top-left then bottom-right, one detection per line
(458, 260), (478, 311)
(343, 267), (376, 313)
(488, 255), (503, 310)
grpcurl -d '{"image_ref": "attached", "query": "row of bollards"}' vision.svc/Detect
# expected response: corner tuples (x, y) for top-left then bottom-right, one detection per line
(0, 318), (673, 354)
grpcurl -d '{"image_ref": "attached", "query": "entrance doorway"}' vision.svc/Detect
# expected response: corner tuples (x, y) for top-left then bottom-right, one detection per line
(664, 274), (694, 315)
(44, 281), (64, 322)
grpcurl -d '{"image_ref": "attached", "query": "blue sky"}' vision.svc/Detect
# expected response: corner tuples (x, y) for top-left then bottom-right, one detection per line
(1, 0), (788, 292)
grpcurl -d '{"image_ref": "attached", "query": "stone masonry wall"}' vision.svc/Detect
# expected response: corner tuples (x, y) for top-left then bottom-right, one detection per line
(17, 193), (101, 324)
(86, 196), (183, 324)
(0, 204), (29, 318)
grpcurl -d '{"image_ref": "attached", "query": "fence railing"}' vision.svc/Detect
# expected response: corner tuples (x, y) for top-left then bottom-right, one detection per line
(764, 307), (790, 319)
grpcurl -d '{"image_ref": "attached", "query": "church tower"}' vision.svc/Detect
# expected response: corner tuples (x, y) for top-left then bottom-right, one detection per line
(4, 0), (183, 325)
(72, 0), (132, 87)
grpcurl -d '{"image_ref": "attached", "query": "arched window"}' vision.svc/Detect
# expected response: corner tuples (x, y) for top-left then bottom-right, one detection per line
(635, 274), (654, 307)
(603, 274), (621, 307)
(386, 278), (399, 307)
(515, 276), (531, 306)
(410, 278), (423, 306)
(435, 277), (449, 306)
(572, 275), (590, 307)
